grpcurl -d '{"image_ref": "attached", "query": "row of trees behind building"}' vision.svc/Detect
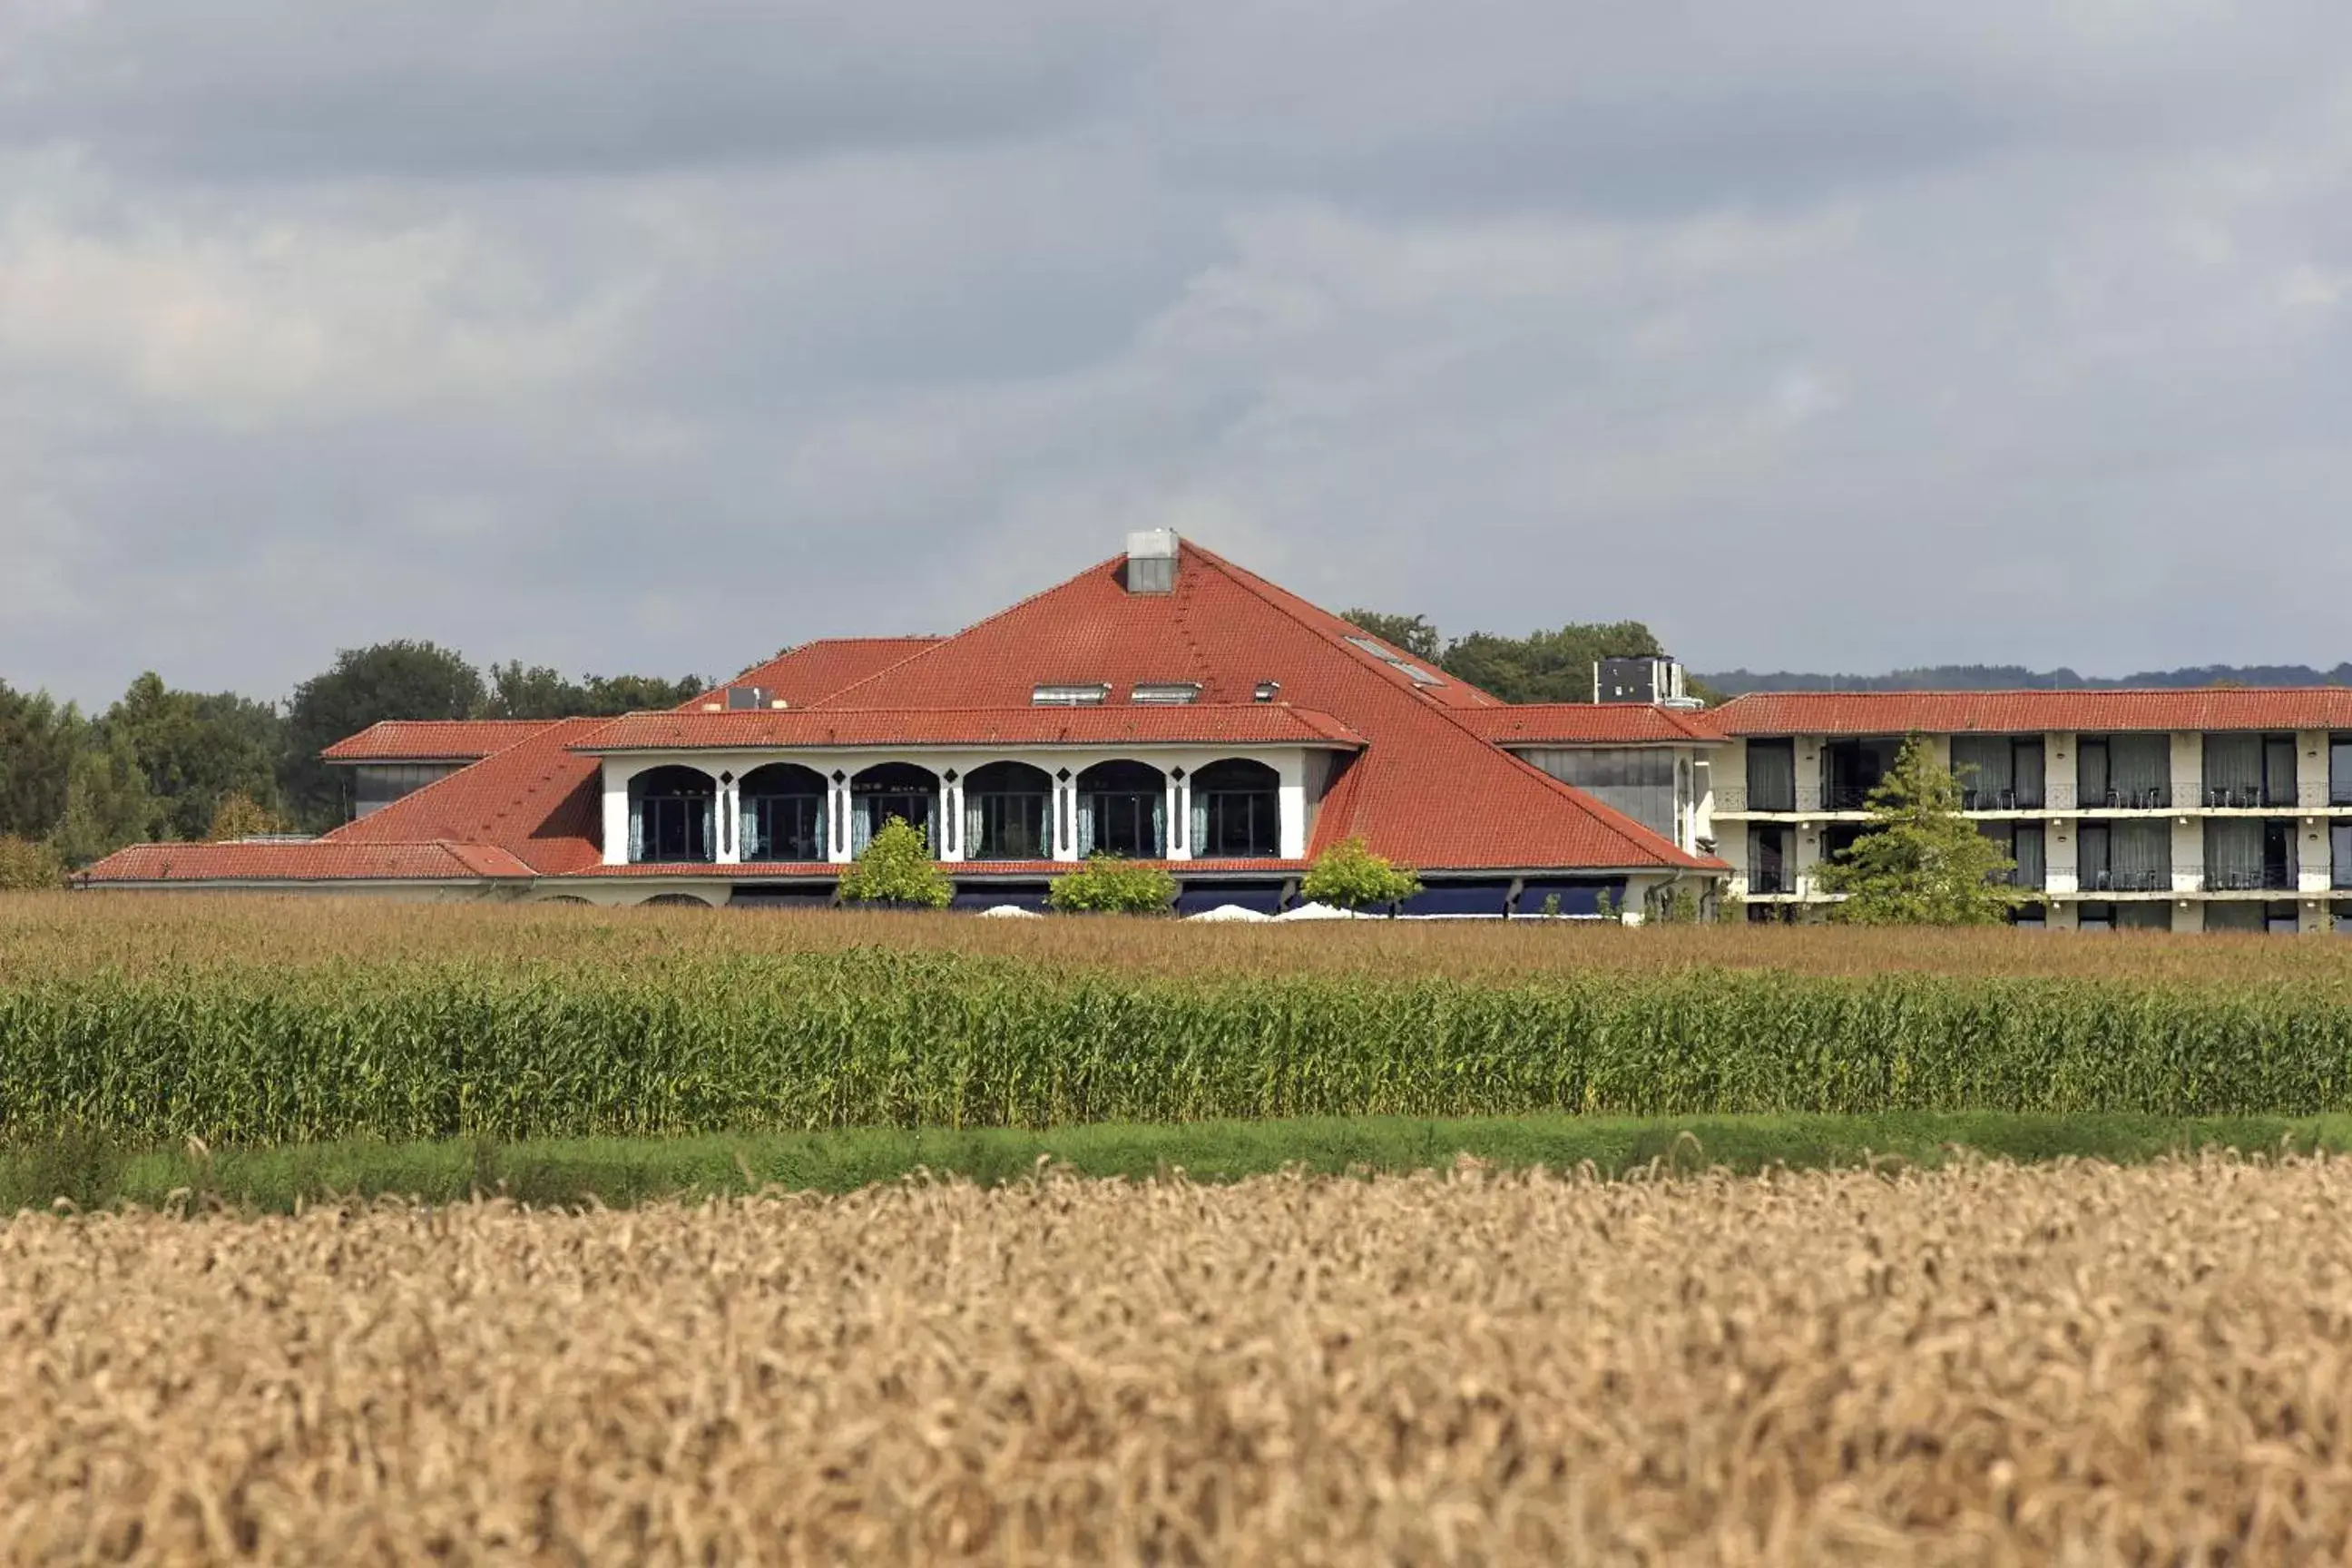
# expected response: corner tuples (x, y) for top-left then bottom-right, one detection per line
(0, 617), (1681, 881)
(0, 642), (708, 874)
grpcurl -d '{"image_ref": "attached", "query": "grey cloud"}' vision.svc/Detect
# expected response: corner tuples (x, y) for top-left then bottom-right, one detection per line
(3, 2), (2352, 708)
(0, 1), (1131, 179)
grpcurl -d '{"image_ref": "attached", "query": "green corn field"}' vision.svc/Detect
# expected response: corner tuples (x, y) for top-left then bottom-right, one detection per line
(5, 943), (2351, 1142)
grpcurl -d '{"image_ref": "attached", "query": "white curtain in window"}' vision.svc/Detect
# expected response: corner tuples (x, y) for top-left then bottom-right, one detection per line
(2112, 822), (2170, 887)
(1075, 799), (1095, 857)
(1151, 795), (1166, 857)
(2012, 827), (2046, 887)
(2205, 736), (2260, 800)
(2111, 736), (2170, 799)
(1190, 794), (1208, 856)
(629, 805), (645, 863)
(1952, 737), (2012, 800)
(1746, 745), (1795, 808)
(852, 805), (873, 857)
(2205, 820), (2262, 887)
(964, 799), (985, 858)
(2014, 743), (2045, 804)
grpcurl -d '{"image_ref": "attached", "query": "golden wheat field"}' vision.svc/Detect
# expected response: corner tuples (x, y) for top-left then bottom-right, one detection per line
(6, 1159), (2352, 1564)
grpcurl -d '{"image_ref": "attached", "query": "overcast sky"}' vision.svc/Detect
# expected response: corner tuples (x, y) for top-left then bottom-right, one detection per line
(4, 2), (2349, 707)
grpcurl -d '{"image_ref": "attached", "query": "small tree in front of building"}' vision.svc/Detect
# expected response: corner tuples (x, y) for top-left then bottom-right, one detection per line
(1815, 736), (2020, 925)
(207, 791), (289, 842)
(0, 835), (68, 891)
(1299, 837), (1421, 914)
(835, 817), (952, 910)
(1046, 854), (1177, 915)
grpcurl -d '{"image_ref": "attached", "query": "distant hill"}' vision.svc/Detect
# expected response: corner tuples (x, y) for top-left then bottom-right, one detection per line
(1693, 664), (2352, 698)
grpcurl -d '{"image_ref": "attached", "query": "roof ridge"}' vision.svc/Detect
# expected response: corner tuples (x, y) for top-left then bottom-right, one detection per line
(807, 554), (1131, 710)
(1180, 545), (1709, 870)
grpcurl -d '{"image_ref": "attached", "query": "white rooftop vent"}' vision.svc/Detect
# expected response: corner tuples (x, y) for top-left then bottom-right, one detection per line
(1130, 681), (1200, 706)
(1033, 682), (1111, 707)
(1124, 529), (1179, 594)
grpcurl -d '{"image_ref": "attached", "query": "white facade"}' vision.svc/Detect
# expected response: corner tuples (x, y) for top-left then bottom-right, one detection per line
(596, 743), (1332, 868)
(1712, 728), (2351, 932)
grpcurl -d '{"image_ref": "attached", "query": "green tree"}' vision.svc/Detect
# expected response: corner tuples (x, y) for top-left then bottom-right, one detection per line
(1439, 621), (1665, 704)
(54, 728), (168, 867)
(484, 662), (709, 719)
(1815, 737), (2021, 925)
(835, 817), (952, 909)
(0, 834), (68, 890)
(1338, 610), (1443, 662)
(106, 672), (284, 843)
(1046, 854), (1177, 915)
(280, 642), (486, 827)
(583, 673), (707, 712)
(1299, 837), (1422, 913)
(0, 681), (83, 840)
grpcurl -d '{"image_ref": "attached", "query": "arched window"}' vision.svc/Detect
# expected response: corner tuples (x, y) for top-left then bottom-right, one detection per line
(964, 760), (1052, 860)
(740, 762), (827, 862)
(629, 766), (717, 864)
(850, 762), (939, 856)
(1076, 760), (1166, 858)
(1191, 759), (1279, 858)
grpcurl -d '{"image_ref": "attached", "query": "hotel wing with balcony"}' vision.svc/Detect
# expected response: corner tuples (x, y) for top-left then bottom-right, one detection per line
(1709, 691), (2352, 932)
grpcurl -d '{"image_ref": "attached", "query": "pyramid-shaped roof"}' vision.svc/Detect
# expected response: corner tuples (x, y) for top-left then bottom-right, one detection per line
(797, 541), (1711, 871)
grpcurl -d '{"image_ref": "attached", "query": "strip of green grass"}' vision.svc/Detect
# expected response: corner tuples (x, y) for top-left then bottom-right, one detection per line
(8, 1112), (2352, 1214)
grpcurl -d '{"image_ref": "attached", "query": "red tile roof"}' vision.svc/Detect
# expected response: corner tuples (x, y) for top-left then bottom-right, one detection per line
(574, 705), (1366, 752)
(691, 637), (942, 710)
(1465, 704), (1725, 747)
(83, 541), (1720, 887)
(319, 720), (564, 762)
(81, 841), (535, 884)
(322, 717), (610, 876)
(1710, 689), (2352, 737)
(803, 543), (1715, 871)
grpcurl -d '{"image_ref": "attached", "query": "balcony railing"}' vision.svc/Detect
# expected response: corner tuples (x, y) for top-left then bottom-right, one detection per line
(1960, 787), (2046, 811)
(2196, 785), (2301, 809)
(2205, 867), (2298, 892)
(2074, 867), (2173, 893)
(1720, 785), (1813, 813)
(1748, 868), (1790, 895)
(1994, 867), (2046, 889)
(1818, 784), (1877, 810)
(2073, 785), (2174, 811)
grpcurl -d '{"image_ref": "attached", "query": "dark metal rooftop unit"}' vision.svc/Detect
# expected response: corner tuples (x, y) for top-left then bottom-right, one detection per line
(1595, 655), (1700, 708)
(724, 686), (776, 710)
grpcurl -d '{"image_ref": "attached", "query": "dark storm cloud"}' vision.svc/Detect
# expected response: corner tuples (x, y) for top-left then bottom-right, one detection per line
(3, 0), (2351, 706)
(0, 2), (1131, 179)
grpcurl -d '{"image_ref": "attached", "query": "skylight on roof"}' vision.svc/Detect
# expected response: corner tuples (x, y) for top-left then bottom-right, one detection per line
(1032, 683), (1111, 707)
(1130, 681), (1200, 706)
(1346, 635), (1446, 686)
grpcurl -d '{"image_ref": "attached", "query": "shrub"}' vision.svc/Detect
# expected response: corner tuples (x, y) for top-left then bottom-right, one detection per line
(835, 818), (952, 910)
(0, 835), (67, 891)
(1299, 838), (1420, 913)
(1047, 855), (1177, 915)
(207, 791), (288, 842)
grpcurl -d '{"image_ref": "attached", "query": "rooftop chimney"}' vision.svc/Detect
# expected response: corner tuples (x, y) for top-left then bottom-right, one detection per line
(1123, 529), (1179, 593)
